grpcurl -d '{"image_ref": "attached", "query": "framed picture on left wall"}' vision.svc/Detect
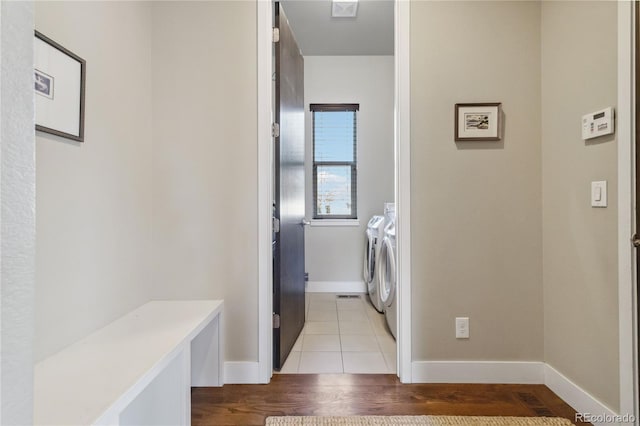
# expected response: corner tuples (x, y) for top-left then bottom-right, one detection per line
(34, 30), (86, 142)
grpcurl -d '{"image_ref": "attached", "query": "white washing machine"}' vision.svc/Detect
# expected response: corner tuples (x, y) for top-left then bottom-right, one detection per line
(363, 216), (385, 312)
(383, 202), (395, 226)
(378, 212), (397, 339)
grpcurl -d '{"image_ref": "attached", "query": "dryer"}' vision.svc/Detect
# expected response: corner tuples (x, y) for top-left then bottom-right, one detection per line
(378, 214), (397, 339)
(363, 216), (385, 312)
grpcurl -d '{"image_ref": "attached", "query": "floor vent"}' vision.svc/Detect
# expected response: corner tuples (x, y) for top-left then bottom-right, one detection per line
(533, 408), (554, 417)
(336, 294), (361, 299)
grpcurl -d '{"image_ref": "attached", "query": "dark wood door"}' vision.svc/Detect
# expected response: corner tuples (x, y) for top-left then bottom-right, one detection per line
(273, 2), (305, 371)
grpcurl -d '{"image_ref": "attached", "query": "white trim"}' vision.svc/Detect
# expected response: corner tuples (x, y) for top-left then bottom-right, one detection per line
(411, 361), (544, 384)
(310, 219), (360, 227)
(257, 0), (273, 385)
(618, 0), (639, 420)
(411, 361), (621, 424)
(395, 0), (412, 384)
(224, 362), (261, 385)
(305, 281), (366, 293)
(544, 364), (619, 426)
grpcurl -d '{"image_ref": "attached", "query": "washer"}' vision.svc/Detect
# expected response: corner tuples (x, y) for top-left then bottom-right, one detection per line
(363, 216), (385, 312)
(383, 202), (395, 223)
(378, 214), (397, 339)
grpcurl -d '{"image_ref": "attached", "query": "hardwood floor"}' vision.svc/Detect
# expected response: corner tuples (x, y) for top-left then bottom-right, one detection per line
(191, 375), (588, 426)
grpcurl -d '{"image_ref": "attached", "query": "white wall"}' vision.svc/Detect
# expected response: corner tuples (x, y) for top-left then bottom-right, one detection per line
(35, 1), (154, 361)
(410, 1), (543, 362)
(1, 1), (36, 423)
(304, 56), (394, 284)
(151, 1), (258, 361)
(541, 1), (619, 411)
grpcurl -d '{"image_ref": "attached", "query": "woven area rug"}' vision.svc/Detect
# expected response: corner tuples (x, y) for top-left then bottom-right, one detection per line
(265, 416), (574, 426)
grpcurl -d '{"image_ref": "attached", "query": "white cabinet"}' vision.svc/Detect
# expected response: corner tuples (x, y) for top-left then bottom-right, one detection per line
(34, 300), (224, 425)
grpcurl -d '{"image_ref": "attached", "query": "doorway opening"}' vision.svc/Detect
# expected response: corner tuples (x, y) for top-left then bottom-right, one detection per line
(270, 0), (401, 376)
(257, 0), (411, 383)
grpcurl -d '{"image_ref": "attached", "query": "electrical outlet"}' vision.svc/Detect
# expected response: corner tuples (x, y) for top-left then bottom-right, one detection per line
(456, 317), (469, 339)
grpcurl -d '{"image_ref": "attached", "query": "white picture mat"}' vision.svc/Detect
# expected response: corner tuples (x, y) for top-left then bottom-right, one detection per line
(457, 105), (499, 139)
(35, 37), (82, 137)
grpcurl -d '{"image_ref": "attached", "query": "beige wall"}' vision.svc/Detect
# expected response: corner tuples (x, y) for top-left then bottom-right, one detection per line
(31, 3), (623, 405)
(34, 1), (258, 364)
(410, 0), (620, 409)
(410, 1), (543, 361)
(151, 1), (258, 361)
(541, 1), (619, 410)
(35, 1), (154, 362)
(304, 56), (394, 283)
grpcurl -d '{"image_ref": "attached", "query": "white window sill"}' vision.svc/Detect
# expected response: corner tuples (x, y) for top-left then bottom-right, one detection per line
(310, 219), (360, 227)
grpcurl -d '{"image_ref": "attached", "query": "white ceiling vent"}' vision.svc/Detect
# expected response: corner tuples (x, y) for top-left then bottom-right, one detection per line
(332, 0), (358, 18)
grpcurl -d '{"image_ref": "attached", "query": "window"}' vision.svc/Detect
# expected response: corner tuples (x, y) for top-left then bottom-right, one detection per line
(311, 103), (359, 219)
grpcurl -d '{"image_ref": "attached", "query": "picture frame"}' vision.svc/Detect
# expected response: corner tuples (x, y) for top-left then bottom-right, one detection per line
(454, 103), (502, 141)
(34, 31), (86, 142)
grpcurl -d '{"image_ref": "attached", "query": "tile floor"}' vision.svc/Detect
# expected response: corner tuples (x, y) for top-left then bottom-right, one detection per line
(277, 292), (397, 374)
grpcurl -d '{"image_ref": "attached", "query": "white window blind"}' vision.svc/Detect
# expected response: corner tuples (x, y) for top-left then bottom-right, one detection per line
(311, 103), (359, 219)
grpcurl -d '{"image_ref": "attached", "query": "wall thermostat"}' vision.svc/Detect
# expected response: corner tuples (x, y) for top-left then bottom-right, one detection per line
(582, 107), (614, 140)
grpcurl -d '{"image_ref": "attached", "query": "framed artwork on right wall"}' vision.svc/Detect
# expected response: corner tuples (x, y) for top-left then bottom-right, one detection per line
(455, 103), (502, 141)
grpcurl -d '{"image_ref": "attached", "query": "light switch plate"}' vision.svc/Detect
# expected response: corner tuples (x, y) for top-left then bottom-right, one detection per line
(455, 317), (469, 339)
(591, 181), (607, 207)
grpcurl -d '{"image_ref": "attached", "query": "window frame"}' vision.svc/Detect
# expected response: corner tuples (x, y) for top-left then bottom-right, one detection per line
(310, 103), (359, 220)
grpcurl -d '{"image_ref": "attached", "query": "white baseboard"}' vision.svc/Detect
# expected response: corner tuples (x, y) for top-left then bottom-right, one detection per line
(224, 361), (260, 384)
(306, 281), (366, 293)
(411, 361), (620, 425)
(544, 364), (619, 426)
(411, 361), (545, 384)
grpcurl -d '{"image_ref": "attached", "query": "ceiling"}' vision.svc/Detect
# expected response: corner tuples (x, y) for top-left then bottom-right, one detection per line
(279, 0), (394, 56)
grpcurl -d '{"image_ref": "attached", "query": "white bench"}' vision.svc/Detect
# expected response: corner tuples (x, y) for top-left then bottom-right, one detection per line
(34, 300), (224, 425)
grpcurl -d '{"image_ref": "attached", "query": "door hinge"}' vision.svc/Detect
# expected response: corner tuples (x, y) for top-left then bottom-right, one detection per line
(272, 28), (280, 43)
(272, 217), (280, 233)
(272, 123), (280, 138)
(273, 313), (281, 329)
(632, 234), (640, 248)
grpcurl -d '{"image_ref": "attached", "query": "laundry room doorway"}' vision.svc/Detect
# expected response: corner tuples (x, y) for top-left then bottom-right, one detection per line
(259, 0), (412, 381)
